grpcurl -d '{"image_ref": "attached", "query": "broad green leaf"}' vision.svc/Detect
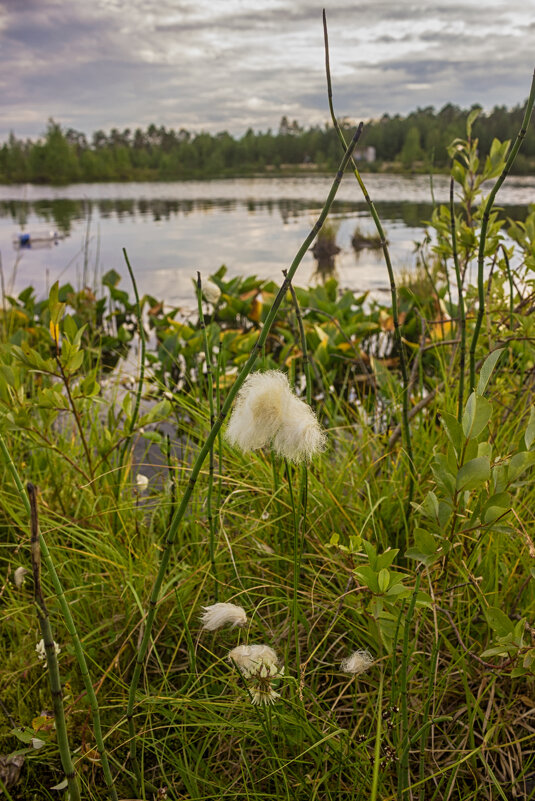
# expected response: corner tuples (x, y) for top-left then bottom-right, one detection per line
(524, 406), (535, 450)
(509, 451), (535, 482)
(483, 606), (515, 637)
(462, 392), (492, 439)
(456, 456), (490, 491)
(441, 412), (463, 457)
(354, 565), (379, 593)
(378, 568), (390, 593)
(477, 348), (505, 395)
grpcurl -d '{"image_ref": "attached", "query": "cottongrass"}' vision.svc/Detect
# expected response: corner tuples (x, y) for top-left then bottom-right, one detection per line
(340, 649), (374, 675)
(203, 280), (222, 305)
(35, 639), (61, 667)
(225, 370), (325, 462)
(228, 644), (283, 705)
(200, 602), (247, 631)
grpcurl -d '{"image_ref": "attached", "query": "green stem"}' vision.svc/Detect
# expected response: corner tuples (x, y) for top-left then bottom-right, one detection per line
(398, 570), (422, 796)
(469, 70), (535, 390)
(501, 244), (514, 331)
(125, 124), (363, 786)
(28, 483), (80, 801)
(370, 669), (384, 801)
(119, 248), (146, 469)
(196, 272), (218, 600)
(322, 10), (414, 503)
(450, 178), (466, 422)
(0, 436), (119, 800)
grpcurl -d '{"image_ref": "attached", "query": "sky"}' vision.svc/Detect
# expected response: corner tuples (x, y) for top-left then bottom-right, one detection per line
(0, 0), (534, 142)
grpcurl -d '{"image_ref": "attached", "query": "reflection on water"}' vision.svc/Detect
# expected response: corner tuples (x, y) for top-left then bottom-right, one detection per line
(0, 175), (531, 307)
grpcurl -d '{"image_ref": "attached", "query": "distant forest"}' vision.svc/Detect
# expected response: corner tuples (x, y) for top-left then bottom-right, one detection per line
(1, 102), (534, 184)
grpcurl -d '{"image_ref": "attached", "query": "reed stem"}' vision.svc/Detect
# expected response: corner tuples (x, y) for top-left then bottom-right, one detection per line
(322, 10), (415, 502)
(469, 70), (535, 390)
(450, 178), (466, 421)
(196, 272), (218, 600)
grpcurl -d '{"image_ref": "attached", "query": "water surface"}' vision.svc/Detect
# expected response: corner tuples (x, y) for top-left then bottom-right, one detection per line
(0, 174), (532, 308)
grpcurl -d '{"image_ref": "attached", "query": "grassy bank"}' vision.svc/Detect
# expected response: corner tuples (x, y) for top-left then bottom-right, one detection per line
(0, 110), (535, 801)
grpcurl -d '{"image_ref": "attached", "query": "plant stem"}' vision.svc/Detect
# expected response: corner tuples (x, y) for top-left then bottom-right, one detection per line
(27, 483), (80, 801)
(450, 178), (466, 422)
(119, 248), (146, 470)
(398, 570), (422, 796)
(501, 244), (514, 331)
(370, 668), (384, 801)
(196, 272), (218, 600)
(469, 69), (535, 390)
(322, 10), (414, 503)
(0, 436), (119, 800)
(125, 124), (363, 787)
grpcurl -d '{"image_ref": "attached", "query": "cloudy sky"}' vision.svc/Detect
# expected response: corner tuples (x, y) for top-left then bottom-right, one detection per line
(0, 0), (533, 141)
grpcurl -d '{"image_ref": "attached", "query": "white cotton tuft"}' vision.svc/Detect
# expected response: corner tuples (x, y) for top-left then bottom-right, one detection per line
(228, 644), (279, 675)
(225, 370), (325, 462)
(272, 394), (326, 462)
(200, 602), (247, 631)
(228, 644), (283, 706)
(203, 280), (222, 305)
(340, 649), (374, 675)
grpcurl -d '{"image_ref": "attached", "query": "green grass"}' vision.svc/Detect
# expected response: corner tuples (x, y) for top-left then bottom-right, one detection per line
(1, 118), (535, 800)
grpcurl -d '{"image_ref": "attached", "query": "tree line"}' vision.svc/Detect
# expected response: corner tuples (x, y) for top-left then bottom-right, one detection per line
(1, 102), (534, 184)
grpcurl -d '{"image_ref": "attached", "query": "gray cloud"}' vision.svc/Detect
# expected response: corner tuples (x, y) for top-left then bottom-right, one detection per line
(0, 0), (533, 139)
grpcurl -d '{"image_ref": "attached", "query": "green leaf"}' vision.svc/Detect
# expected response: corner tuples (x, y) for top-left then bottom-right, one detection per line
(405, 528), (440, 566)
(466, 107), (481, 137)
(524, 406), (535, 450)
(441, 412), (463, 457)
(477, 349), (505, 395)
(508, 451), (535, 482)
(482, 491), (511, 524)
(484, 606), (515, 637)
(431, 453), (456, 497)
(462, 392), (492, 439)
(378, 568), (390, 593)
(456, 457), (490, 491)
(353, 565), (379, 593)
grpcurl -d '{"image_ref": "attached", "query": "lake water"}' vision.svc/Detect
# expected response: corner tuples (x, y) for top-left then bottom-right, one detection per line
(0, 174), (533, 310)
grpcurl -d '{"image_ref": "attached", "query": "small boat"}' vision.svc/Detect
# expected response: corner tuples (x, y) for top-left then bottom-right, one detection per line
(13, 230), (63, 249)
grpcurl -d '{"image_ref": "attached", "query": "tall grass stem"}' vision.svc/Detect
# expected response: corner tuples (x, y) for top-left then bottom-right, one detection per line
(469, 70), (535, 390)
(322, 9), (415, 501)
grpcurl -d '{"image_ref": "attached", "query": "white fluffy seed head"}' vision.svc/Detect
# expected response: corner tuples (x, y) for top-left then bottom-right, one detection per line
(225, 370), (325, 462)
(340, 649), (374, 675)
(203, 280), (222, 305)
(272, 394), (326, 462)
(228, 644), (280, 676)
(200, 602), (247, 631)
